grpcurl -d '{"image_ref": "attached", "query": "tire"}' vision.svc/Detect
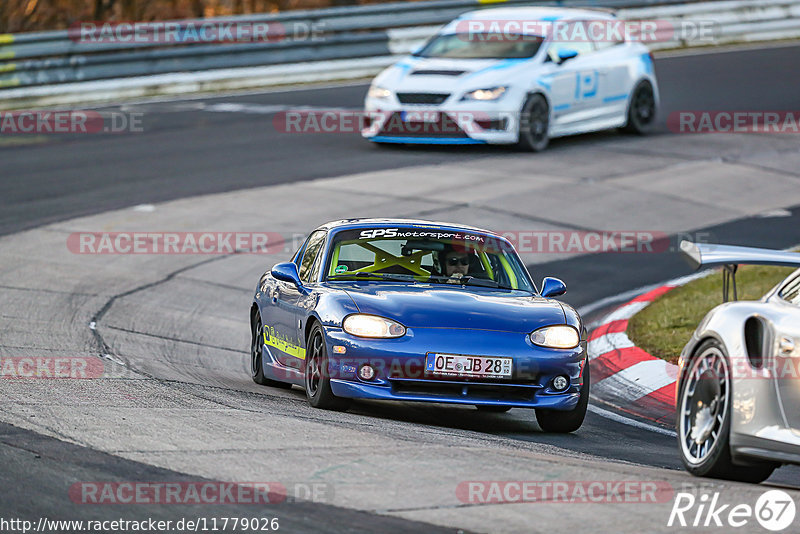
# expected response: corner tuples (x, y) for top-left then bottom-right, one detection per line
(305, 323), (351, 411)
(477, 405), (512, 413)
(677, 339), (776, 483)
(250, 312), (293, 389)
(535, 363), (589, 433)
(622, 80), (656, 135)
(517, 93), (550, 152)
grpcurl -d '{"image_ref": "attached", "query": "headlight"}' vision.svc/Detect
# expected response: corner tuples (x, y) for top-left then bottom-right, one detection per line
(462, 86), (507, 101)
(343, 314), (406, 338)
(367, 86), (392, 99)
(530, 325), (580, 349)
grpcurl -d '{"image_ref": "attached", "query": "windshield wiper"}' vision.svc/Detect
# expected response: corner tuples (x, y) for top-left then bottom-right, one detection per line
(428, 275), (528, 292)
(327, 272), (418, 283)
(427, 275), (496, 287)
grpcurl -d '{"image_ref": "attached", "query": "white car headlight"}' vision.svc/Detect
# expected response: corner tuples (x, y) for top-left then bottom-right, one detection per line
(367, 86), (392, 99)
(343, 314), (406, 338)
(530, 325), (580, 349)
(462, 86), (507, 101)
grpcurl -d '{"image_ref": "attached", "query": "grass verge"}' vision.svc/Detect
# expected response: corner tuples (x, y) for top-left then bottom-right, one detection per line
(627, 265), (795, 363)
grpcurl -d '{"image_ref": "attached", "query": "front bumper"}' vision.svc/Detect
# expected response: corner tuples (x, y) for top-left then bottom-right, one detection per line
(324, 326), (586, 410)
(362, 96), (521, 145)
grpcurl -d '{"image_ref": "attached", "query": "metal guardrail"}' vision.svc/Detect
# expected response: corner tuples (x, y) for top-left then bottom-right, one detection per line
(1, 0), (798, 90)
(0, 0), (722, 89)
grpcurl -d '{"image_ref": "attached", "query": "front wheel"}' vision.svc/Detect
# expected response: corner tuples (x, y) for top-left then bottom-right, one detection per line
(535, 363), (589, 433)
(305, 323), (351, 411)
(517, 93), (550, 152)
(251, 312), (293, 389)
(677, 340), (776, 483)
(622, 80), (656, 135)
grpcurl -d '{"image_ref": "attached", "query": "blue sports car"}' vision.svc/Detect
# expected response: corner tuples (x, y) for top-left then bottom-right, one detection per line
(250, 219), (589, 432)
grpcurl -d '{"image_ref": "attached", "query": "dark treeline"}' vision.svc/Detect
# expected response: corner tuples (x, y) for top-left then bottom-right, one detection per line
(1, 0), (377, 33)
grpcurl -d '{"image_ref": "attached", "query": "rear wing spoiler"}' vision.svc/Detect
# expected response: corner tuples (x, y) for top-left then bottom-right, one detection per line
(680, 241), (800, 270)
(680, 241), (800, 301)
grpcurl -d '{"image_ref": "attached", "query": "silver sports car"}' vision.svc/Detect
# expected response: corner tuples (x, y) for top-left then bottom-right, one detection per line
(677, 241), (800, 483)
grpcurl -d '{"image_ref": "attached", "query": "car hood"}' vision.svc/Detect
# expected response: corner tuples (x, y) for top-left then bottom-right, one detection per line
(374, 56), (536, 94)
(338, 284), (566, 333)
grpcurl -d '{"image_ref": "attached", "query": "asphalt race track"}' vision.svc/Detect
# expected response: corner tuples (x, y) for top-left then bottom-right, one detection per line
(3, 43), (800, 236)
(1, 43), (800, 533)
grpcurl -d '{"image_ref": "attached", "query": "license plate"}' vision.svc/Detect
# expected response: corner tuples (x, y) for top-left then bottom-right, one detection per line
(401, 110), (439, 122)
(426, 353), (512, 378)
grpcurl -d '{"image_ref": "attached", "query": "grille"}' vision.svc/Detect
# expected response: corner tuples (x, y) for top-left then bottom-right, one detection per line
(410, 70), (465, 76)
(377, 112), (468, 138)
(390, 379), (538, 402)
(475, 117), (509, 131)
(396, 92), (450, 105)
(388, 361), (539, 382)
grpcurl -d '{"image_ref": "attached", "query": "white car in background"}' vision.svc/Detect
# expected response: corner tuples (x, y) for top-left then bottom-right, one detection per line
(362, 6), (659, 151)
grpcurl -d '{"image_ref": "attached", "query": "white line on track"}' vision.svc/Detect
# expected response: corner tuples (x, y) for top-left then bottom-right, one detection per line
(100, 353), (126, 366)
(89, 79), (374, 111)
(202, 103), (360, 114)
(588, 404), (677, 438)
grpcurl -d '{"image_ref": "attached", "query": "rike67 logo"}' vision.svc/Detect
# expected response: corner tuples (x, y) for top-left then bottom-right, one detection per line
(668, 490), (796, 531)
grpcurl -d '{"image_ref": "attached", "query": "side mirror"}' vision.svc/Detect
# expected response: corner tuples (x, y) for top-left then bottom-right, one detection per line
(271, 262), (304, 290)
(541, 277), (567, 298)
(557, 49), (578, 64)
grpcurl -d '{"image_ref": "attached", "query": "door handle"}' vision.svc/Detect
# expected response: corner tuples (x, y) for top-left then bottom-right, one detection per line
(779, 336), (795, 355)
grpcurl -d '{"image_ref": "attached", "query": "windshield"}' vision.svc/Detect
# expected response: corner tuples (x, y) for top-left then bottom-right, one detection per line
(324, 228), (535, 292)
(414, 33), (544, 59)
